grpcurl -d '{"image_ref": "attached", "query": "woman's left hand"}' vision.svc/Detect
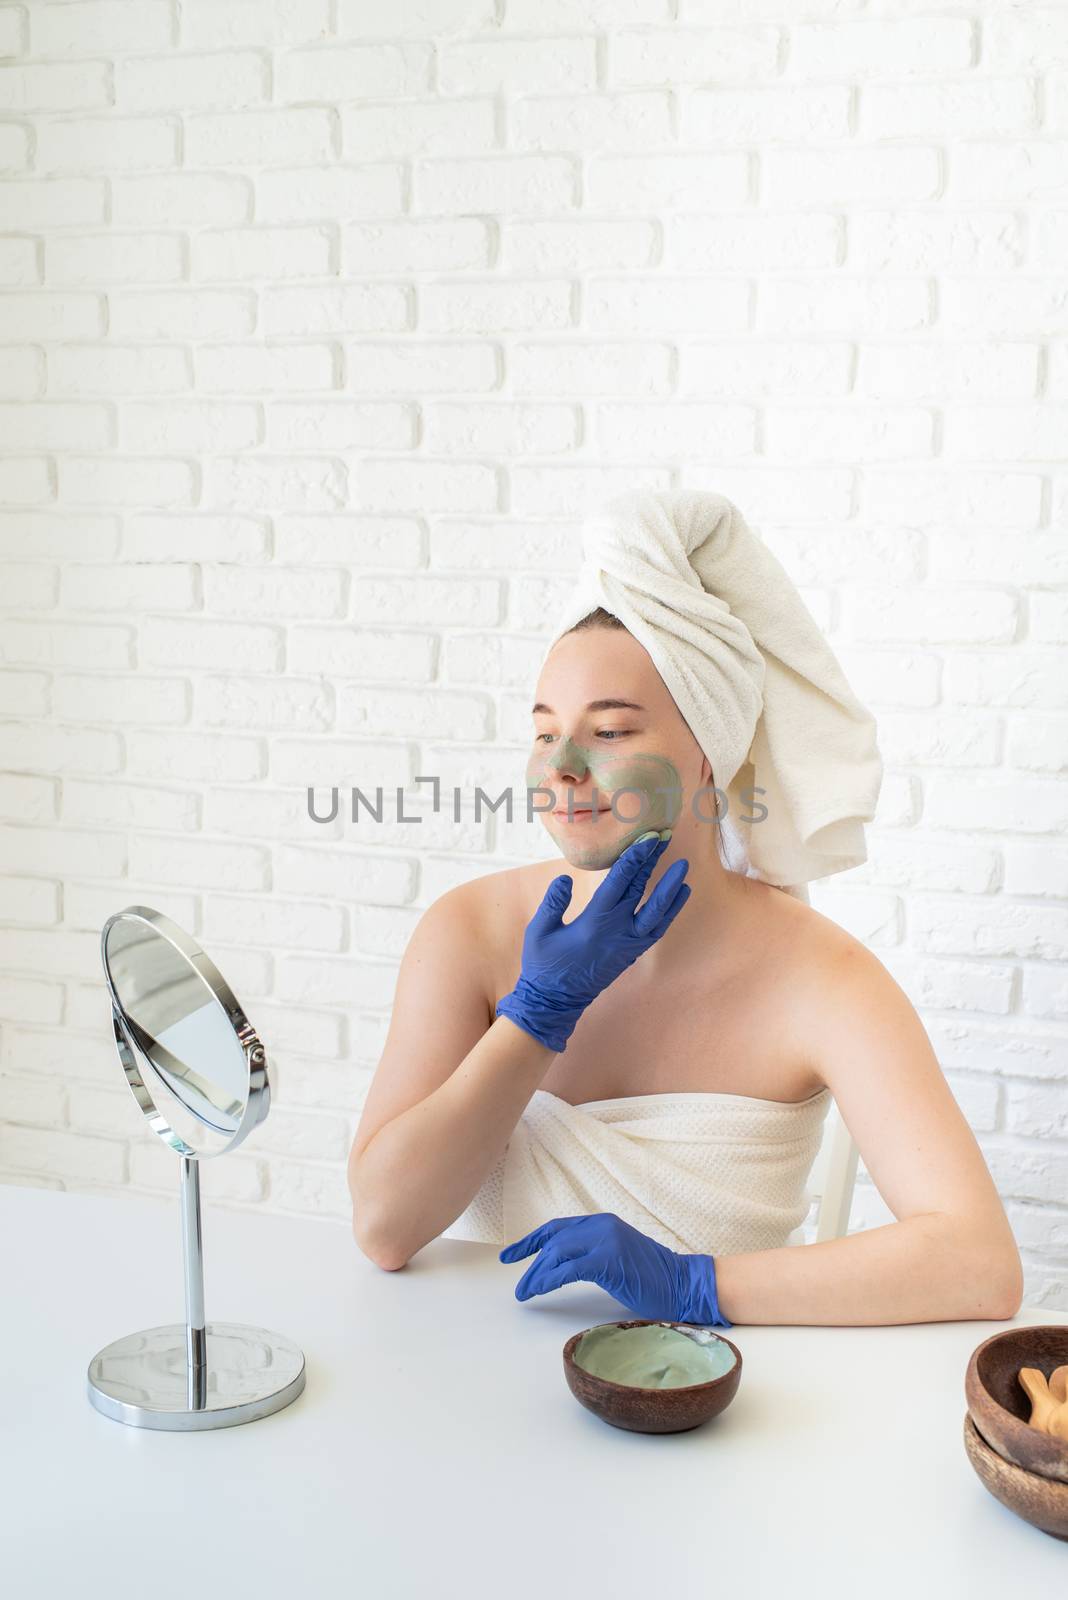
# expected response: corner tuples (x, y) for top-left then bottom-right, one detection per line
(499, 1212), (731, 1327)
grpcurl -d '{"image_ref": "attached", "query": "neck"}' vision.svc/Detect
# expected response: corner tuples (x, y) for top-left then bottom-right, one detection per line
(563, 827), (754, 980)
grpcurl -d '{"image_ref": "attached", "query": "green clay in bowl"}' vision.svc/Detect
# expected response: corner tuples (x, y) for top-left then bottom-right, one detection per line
(574, 1322), (736, 1390)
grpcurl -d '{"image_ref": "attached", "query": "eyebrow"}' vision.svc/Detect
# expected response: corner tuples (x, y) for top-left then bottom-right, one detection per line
(532, 699), (647, 715)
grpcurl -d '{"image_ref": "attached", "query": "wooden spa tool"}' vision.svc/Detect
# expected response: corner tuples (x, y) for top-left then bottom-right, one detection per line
(1018, 1364), (1068, 1440)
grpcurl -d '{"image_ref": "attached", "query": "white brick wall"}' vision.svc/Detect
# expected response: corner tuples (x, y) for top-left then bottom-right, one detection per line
(1, 0), (1066, 1307)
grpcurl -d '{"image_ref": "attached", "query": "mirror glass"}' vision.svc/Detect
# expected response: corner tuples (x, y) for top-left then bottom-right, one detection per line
(101, 909), (267, 1160)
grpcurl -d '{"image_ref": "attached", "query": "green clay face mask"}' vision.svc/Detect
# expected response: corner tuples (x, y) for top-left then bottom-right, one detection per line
(574, 1323), (736, 1390)
(526, 742), (685, 871)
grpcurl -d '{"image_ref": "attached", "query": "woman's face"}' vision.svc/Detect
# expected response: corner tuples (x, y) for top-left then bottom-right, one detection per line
(527, 625), (713, 873)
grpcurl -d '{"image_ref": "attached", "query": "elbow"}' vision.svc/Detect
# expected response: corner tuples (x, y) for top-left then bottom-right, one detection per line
(352, 1203), (410, 1273)
(978, 1249), (1025, 1322)
(359, 1238), (410, 1273)
(996, 1255), (1025, 1321)
(942, 1212), (1025, 1322)
(997, 1229), (1025, 1317)
(984, 1294), (1023, 1324)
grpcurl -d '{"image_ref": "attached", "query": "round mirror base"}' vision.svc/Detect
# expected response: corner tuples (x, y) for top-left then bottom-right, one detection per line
(87, 1321), (306, 1431)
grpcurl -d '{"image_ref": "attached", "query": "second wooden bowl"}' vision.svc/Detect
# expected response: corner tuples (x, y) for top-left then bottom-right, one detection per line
(964, 1325), (1068, 1484)
(963, 1413), (1068, 1542)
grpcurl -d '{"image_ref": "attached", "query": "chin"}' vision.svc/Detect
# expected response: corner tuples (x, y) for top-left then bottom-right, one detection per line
(555, 837), (630, 871)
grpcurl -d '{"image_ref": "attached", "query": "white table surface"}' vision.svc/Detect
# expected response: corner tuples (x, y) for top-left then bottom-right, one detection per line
(3, 1181), (1066, 1598)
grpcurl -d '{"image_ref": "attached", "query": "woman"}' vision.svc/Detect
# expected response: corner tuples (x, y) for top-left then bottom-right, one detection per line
(349, 492), (1023, 1328)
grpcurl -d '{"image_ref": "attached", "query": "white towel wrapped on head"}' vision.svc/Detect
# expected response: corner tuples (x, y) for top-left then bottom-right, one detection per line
(538, 488), (883, 893)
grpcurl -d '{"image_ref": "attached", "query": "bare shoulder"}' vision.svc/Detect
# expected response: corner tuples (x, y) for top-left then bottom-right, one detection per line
(767, 888), (925, 1090)
(785, 895), (899, 992)
(452, 858), (550, 1001)
(744, 879), (860, 974)
(743, 884), (884, 1085)
(464, 857), (560, 928)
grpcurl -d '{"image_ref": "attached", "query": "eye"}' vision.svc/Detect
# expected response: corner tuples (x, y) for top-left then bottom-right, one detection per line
(597, 729), (631, 740)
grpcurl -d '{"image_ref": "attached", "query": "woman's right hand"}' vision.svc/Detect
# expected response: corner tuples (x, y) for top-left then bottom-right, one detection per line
(494, 833), (691, 1052)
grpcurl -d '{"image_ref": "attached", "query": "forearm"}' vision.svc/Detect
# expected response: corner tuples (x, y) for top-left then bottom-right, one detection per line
(711, 1212), (1023, 1327)
(351, 1015), (555, 1269)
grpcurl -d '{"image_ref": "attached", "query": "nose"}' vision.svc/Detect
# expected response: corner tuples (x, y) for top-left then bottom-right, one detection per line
(542, 736), (588, 780)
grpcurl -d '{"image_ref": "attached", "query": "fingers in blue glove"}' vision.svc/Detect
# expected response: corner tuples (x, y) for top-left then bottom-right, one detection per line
(499, 1215), (584, 1263)
(512, 1249), (585, 1302)
(633, 863), (691, 940)
(588, 832), (669, 915)
(500, 1217), (593, 1301)
(500, 1213), (730, 1325)
(528, 873), (574, 934)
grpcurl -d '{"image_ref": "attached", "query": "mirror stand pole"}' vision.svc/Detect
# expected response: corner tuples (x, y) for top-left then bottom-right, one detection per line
(87, 1145), (306, 1428)
(179, 1154), (208, 1407)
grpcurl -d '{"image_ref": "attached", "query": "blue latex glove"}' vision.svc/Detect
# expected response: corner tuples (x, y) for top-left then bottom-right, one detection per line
(495, 833), (690, 1052)
(499, 1212), (733, 1328)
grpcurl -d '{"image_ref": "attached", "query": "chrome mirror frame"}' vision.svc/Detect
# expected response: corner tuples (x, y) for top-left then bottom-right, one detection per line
(101, 905), (270, 1157)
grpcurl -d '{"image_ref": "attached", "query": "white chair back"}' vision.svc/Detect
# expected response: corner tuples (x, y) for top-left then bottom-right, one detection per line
(808, 1100), (859, 1243)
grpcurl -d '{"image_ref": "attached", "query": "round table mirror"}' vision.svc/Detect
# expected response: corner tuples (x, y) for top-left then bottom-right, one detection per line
(86, 906), (306, 1432)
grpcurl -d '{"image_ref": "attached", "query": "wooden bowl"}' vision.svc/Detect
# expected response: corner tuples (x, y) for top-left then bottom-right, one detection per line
(562, 1319), (742, 1435)
(963, 1413), (1068, 1541)
(964, 1325), (1068, 1485)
